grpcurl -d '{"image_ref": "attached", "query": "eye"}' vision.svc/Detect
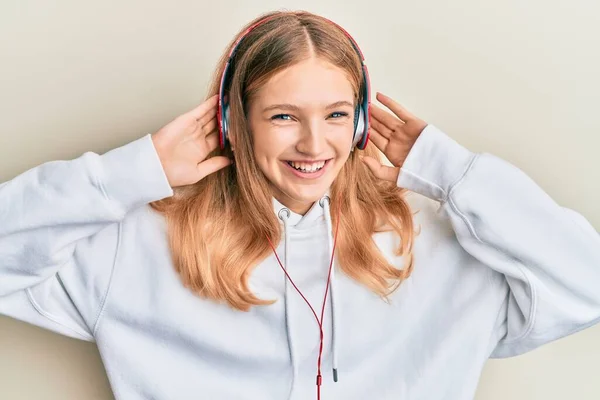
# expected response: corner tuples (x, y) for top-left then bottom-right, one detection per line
(328, 111), (349, 119)
(271, 114), (293, 121)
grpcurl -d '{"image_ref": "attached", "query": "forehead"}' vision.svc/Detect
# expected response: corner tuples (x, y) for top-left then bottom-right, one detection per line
(254, 57), (355, 107)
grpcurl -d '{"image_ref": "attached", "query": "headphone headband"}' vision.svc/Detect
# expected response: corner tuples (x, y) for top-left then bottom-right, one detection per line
(217, 13), (371, 151)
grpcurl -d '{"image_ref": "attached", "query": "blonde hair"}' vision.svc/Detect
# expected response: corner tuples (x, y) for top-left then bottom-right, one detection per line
(150, 10), (418, 311)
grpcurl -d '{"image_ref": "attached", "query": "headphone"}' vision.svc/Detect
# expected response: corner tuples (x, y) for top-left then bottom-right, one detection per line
(217, 14), (371, 152)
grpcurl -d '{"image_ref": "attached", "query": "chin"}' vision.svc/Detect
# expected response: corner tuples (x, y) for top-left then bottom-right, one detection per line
(264, 161), (340, 209)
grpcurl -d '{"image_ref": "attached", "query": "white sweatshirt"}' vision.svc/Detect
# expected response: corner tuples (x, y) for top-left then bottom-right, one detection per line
(1, 124), (599, 400)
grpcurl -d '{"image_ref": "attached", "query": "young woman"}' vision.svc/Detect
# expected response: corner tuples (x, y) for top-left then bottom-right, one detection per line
(1, 10), (599, 400)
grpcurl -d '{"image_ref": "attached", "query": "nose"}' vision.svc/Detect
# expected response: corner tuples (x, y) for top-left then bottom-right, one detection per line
(296, 120), (326, 156)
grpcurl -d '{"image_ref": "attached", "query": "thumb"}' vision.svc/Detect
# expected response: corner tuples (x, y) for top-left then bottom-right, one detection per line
(196, 156), (234, 181)
(360, 156), (400, 183)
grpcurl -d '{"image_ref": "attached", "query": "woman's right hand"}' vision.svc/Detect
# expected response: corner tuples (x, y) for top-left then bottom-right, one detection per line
(151, 94), (233, 188)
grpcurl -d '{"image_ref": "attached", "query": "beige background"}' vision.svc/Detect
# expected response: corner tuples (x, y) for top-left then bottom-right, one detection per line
(1, 0), (599, 398)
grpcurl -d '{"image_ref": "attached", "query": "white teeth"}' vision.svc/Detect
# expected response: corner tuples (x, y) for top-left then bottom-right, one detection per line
(288, 160), (326, 172)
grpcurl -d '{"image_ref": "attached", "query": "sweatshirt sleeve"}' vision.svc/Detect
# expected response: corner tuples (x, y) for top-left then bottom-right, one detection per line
(396, 124), (600, 358)
(0, 133), (173, 340)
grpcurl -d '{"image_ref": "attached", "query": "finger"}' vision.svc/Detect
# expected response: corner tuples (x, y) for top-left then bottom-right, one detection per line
(196, 156), (234, 181)
(204, 130), (219, 152)
(187, 94), (219, 121)
(199, 117), (218, 137)
(196, 105), (218, 127)
(370, 103), (404, 130)
(369, 117), (393, 139)
(375, 92), (415, 122)
(360, 156), (399, 183)
(367, 128), (389, 152)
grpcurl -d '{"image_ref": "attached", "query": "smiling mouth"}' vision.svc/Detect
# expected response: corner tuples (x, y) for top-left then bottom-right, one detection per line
(285, 160), (330, 173)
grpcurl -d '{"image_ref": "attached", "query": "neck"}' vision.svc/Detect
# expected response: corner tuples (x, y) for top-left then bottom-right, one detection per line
(273, 193), (314, 216)
(280, 199), (313, 215)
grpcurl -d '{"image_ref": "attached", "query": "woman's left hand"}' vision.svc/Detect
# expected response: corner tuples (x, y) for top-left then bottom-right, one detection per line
(361, 92), (429, 182)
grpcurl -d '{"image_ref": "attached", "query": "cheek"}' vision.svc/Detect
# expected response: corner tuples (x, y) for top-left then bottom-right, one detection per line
(252, 127), (289, 166)
(331, 125), (355, 154)
(256, 125), (298, 155)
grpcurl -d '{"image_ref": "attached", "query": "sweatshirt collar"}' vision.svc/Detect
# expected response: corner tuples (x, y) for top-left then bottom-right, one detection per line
(271, 188), (331, 229)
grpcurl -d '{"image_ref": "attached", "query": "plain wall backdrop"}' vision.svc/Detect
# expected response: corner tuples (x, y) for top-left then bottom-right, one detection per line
(1, 0), (599, 398)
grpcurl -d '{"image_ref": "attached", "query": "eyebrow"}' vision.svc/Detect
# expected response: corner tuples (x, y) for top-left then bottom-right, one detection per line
(262, 100), (354, 113)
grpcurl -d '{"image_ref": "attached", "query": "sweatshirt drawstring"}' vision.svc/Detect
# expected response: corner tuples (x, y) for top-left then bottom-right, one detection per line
(319, 196), (339, 382)
(278, 207), (297, 398)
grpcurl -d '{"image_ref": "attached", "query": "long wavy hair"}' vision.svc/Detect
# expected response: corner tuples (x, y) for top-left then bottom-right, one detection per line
(150, 10), (418, 311)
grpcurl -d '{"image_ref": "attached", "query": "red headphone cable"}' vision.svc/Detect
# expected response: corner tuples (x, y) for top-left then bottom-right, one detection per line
(266, 200), (340, 400)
